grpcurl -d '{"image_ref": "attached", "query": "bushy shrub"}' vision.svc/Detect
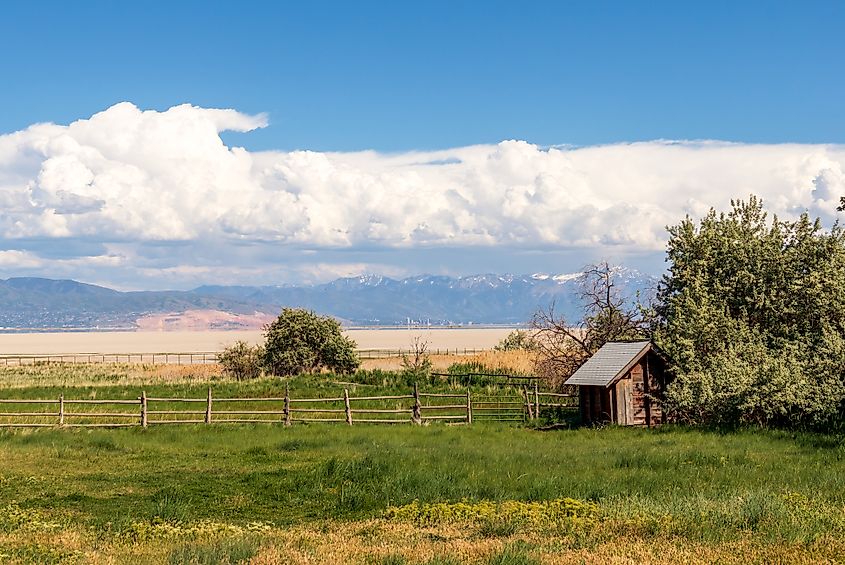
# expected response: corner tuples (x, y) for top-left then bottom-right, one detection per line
(656, 197), (845, 429)
(263, 308), (360, 376)
(217, 341), (264, 380)
(494, 330), (536, 352)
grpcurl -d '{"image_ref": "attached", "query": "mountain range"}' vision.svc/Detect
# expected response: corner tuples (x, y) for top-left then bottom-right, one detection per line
(0, 270), (657, 330)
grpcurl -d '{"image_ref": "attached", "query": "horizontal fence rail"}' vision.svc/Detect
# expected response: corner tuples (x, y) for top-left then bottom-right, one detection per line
(0, 352), (221, 366)
(0, 384), (577, 428)
(0, 348), (488, 366)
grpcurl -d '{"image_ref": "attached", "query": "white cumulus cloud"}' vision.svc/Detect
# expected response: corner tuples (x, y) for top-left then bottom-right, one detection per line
(0, 102), (843, 287)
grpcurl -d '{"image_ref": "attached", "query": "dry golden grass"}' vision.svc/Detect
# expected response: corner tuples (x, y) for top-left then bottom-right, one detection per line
(246, 523), (843, 565)
(360, 354), (458, 371)
(360, 349), (537, 373)
(1, 519), (841, 564)
(0, 362), (224, 388)
(460, 349), (537, 373)
(0, 348), (534, 388)
(147, 363), (224, 381)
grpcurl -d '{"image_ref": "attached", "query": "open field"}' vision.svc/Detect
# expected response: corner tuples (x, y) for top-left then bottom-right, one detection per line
(0, 360), (559, 430)
(1, 424), (844, 563)
(0, 351), (537, 389)
(1, 363), (843, 564)
(0, 328), (518, 355)
(362, 349), (536, 372)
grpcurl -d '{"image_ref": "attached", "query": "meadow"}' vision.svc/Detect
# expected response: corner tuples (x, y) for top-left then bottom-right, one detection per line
(1, 363), (844, 564)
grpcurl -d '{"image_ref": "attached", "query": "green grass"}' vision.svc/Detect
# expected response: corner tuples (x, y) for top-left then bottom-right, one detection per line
(1, 424), (843, 540)
(1, 364), (844, 562)
(166, 537), (260, 565)
(0, 362), (531, 391)
(0, 366), (529, 406)
(486, 544), (540, 565)
(0, 367), (555, 427)
(0, 369), (422, 399)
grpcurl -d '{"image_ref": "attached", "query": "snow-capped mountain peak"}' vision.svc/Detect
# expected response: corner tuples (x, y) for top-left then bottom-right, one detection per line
(552, 273), (581, 283)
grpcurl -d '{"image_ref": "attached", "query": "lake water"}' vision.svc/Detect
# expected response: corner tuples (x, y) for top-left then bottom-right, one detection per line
(0, 328), (518, 354)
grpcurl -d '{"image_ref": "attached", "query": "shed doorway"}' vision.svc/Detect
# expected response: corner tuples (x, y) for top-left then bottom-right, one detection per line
(615, 376), (633, 425)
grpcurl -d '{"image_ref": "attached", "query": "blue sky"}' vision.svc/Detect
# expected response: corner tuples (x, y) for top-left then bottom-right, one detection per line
(0, 1), (844, 289)
(3, 1), (844, 152)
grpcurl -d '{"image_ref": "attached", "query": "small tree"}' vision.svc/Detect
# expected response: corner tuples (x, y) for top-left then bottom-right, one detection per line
(218, 341), (264, 380)
(401, 337), (433, 382)
(263, 308), (360, 376)
(494, 329), (537, 352)
(531, 262), (648, 387)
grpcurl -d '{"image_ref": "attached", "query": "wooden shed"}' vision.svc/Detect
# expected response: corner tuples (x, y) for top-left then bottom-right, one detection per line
(564, 341), (669, 426)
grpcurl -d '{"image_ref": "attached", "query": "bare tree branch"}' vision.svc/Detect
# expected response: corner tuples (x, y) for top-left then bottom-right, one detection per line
(530, 261), (649, 389)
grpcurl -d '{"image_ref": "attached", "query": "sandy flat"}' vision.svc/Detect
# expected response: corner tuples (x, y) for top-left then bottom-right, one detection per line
(0, 328), (518, 354)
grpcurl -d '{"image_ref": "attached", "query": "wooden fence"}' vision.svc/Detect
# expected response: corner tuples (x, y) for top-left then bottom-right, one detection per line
(0, 384), (576, 428)
(0, 352), (220, 366)
(0, 348), (488, 366)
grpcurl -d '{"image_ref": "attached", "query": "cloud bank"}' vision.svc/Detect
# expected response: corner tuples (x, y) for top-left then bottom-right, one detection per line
(1, 102), (843, 287)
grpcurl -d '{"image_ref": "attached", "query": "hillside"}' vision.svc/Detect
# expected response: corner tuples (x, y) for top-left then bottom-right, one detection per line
(0, 270), (656, 329)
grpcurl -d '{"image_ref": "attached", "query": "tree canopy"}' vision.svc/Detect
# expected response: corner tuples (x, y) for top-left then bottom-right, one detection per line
(263, 308), (360, 376)
(655, 196), (845, 428)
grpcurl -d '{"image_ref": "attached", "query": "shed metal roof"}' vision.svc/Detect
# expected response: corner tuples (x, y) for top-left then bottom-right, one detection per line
(564, 341), (652, 387)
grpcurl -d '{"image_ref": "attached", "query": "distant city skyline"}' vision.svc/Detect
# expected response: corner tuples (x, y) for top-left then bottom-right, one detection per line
(1, 1), (844, 289)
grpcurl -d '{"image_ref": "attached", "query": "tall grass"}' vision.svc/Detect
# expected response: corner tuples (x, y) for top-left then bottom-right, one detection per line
(0, 424), (844, 562)
(1, 425), (843, 530)
(1, 362), (844, 562)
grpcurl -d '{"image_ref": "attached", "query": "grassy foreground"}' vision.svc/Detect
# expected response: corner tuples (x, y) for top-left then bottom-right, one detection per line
(1, 362), (844, 563)
(1, 422), (844, 564)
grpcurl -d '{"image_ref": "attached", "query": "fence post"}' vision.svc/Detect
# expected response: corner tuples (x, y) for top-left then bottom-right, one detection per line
(534, 381), (540, 421)
(284, 385), (291, 427)
(522, 386), (533, 420)
(205, 388), (212, 424)
(141, 391), (148, 428)
(344, 388), (353, 425)
(412, 383), (422, 425)
(466, 388), (472, 425)
(59, 394), (64, 426)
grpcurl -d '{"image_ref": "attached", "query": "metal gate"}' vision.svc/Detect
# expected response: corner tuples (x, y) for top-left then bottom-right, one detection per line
(471, 393), (525, 422)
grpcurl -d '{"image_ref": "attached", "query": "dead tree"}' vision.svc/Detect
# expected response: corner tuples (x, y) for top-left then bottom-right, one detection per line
(531, 261), (648, 388)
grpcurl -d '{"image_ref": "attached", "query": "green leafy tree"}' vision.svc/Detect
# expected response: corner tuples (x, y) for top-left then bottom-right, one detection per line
(262, 308), (360, 376)
(655, 196), (845, 428)
(494, 329), (537, 352)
